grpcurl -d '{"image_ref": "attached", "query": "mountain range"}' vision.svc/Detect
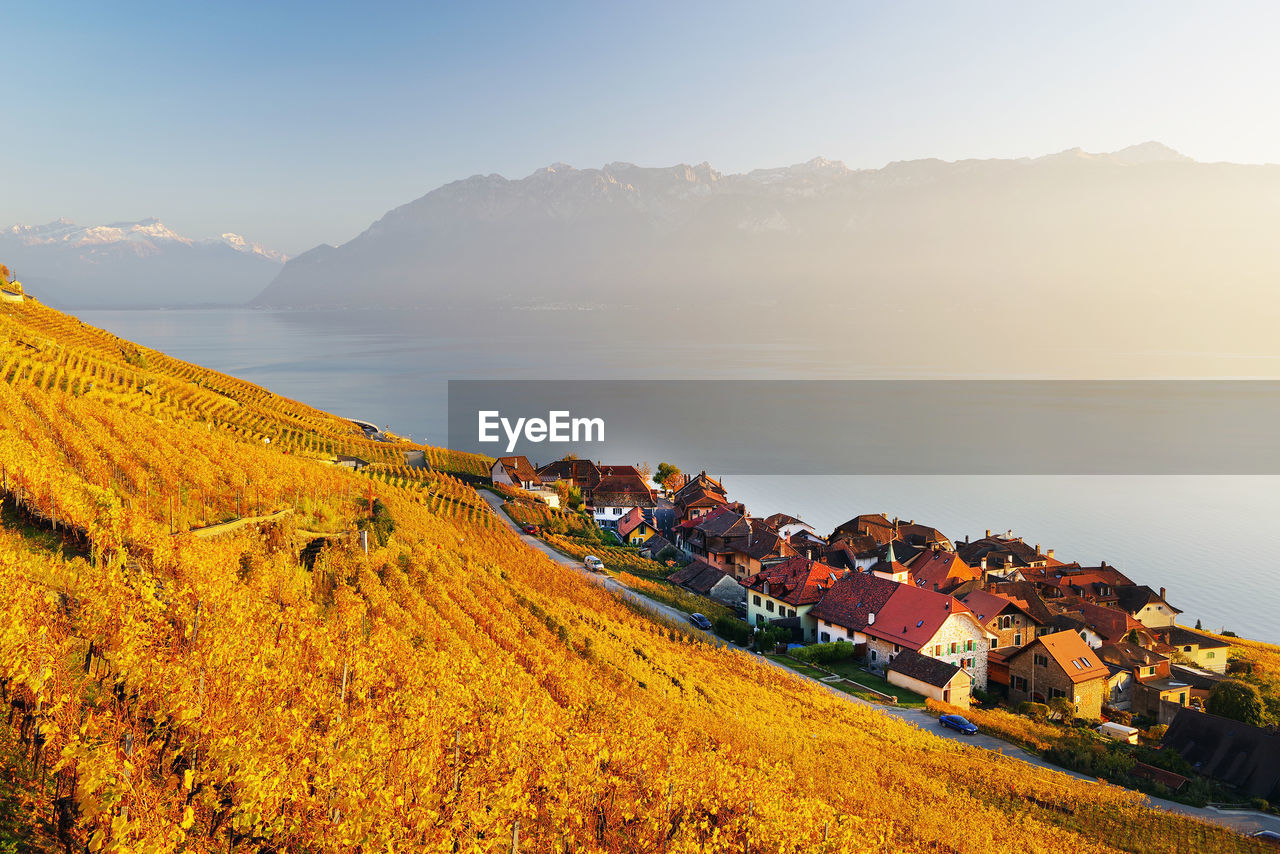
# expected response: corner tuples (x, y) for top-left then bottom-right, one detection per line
(1, 218), (286, 307)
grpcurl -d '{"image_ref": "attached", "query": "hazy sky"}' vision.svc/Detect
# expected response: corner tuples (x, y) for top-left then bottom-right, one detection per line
(4, 1), (1278, 254)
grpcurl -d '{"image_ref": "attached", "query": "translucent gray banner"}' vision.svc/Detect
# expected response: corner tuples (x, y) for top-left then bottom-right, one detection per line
(446, 380), (1280, 474)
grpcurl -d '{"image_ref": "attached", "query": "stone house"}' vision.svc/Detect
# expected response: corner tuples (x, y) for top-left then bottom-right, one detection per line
(1005, 631), (1109, 719)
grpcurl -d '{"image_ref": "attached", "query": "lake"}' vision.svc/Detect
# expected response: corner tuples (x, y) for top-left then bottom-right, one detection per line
(78, 306), (1280, 643)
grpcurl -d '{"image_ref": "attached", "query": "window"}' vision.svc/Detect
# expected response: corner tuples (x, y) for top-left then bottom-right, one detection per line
(753, 595), (761, 606)
(870, 650), (878, 662)
(1179, 692), (1187, 706)
(1051, 688), (1066, 699)
(1000, 615), (1012, 630)
(766, 601), (774, 613)
(1183, 646), (1193, 653)
(965, 640), (974, 652)
(820, 632), (830, 643)
(1014, 633), (1022, 646)
(613, 507), (622, 515)
(1034, 654), (1049, 667)
(1012, 676), (1027, 691)
(934, 644), (942, 656)
(950, 642), (958, 655)
(1207, 651), (1216, 659)
(893, 644), (902, 653)
(991, 639), (999, 649)
(756, 615), (764, 626)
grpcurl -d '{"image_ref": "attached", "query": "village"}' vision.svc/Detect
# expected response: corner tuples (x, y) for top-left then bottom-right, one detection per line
(490, 454), (1280, 815)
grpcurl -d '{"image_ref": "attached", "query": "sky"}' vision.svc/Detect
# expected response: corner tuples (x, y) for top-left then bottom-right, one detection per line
(4, 1), (1279, 255)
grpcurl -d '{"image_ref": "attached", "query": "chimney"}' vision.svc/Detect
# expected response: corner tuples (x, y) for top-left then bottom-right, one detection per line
(1047, 549), (1055, 559)
(1160, 587), (1167, 600)
(1035, 543), (1041, 555)
(980, 557), (988, 571)
(985, 529), (991, 538)
(868, 612), (876, 625)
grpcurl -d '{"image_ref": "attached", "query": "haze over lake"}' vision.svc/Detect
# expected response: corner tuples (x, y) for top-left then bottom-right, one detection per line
(77, 305), (1280, 644)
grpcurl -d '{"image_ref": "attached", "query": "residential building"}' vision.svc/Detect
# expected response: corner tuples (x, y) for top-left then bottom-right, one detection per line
(762, 513), (816, 541)
(1005, 631), (1109, 719)
(536, 459), (602, 503)
(591, 474), (656, 529)
(1114, 585), (1182, 629)
(671, 471), (728, 522)
(808, 572), (995, 689)
(744, 557), (845, 642)
(906, 547), (982, 594)
(1150, 625), (1232, 674)
(616, 507), (658, 545)
(490, 455), (540, 489)
(887, 649), (972, 709)
(667, 561), (746, 608)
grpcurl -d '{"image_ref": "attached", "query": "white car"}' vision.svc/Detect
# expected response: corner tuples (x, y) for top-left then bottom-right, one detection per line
(583, 555), (605, 572)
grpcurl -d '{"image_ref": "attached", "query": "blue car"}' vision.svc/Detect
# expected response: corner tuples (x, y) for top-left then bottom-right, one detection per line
(689, 613), (712, 631)
(939, 714), (978, 735)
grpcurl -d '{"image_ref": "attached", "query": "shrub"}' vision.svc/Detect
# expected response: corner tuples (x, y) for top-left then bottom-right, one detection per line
(1048, 697), (1077, 722)
(792, 640), (856, 665)
(1019, 701), (1050, 721)
(1106, 709), (1133, 726)
(714, 615), (751, 645)
(755, 624), (791, 653)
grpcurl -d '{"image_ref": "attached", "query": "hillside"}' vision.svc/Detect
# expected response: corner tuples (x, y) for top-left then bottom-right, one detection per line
(1, 219), (285, 308)
(0, 294), (1269, 852)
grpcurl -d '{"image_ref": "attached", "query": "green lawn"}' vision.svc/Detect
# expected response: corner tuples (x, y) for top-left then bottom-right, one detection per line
(765, 654), (928, 708)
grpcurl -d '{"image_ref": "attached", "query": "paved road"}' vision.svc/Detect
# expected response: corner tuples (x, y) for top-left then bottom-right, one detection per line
(478, 491), (1280, 839)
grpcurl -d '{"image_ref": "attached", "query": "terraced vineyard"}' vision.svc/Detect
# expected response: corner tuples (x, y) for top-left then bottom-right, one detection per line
(0, 295), (1271, 852)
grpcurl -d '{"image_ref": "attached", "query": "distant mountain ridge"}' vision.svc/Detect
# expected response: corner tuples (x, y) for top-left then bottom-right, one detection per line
(254, 143), (1280, 333)
(2, 217), (286, 307)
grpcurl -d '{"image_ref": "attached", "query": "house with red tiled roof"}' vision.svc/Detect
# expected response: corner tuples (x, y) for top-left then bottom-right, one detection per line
(672, 472), (728, 522)
(830, 513), (896, 545)
(679, 505), (752, 568)
(906, 547), (982, 594)
(1006, 631), (1110, 719)
(490, 455), (540, 489)
(1043, 595), (1150, 646)
(1025, 562), (1135, 605)
(616, 507), (658, 545)
(808, 572), (996, 688)
(957, 531), (1059, 580)
(591, 474), (655, 530)
(744, 557), (846, 642)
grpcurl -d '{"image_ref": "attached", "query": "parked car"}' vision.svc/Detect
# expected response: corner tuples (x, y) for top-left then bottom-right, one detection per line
(688, 613), (713, 631)
(583, 555), (605, 572)
(1252, 830), (1280, 846)
(522, 524), (539, 535)
(939, 714), (979, 735)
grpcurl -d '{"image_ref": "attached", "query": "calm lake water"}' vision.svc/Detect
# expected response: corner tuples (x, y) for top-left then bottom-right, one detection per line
(79, 307), (1280, 643)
